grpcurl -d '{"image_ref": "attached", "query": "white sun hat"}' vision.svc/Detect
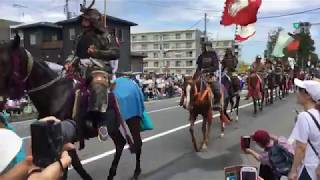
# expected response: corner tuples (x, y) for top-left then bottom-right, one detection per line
(0, 129), (22, 173)
(294, 78), (320, 102)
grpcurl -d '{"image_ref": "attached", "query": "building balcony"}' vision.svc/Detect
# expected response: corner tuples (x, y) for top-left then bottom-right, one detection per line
(131, 38), (195, 43)
(41, 41), (63, 49)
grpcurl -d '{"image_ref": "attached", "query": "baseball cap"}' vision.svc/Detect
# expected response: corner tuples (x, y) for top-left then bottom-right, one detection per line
(251, 130), (270, 147)
(294, 78), (320, 102)
(0, 129), (22, 173)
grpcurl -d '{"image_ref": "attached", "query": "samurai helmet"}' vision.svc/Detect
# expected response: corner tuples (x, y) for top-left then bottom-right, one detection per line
(80, 0), (105, 32)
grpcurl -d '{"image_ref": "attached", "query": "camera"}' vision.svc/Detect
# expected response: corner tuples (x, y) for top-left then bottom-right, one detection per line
(241, 136), (251, 150)
(31, 119), (77, 168)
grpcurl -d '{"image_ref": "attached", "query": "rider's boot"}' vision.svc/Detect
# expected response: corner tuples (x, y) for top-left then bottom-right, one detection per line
(212, 81), (221, 111)
(179, 91), (185, 107)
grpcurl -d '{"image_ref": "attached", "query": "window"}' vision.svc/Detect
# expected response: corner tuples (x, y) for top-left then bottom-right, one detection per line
(186, 42), (192, 48)
(143, 62), (148, 67)
(69, 28), (76, 40)
(175, 61), (181, 67)
(166, 61), (170, 67)
(175, 53), (182, 58)
(186, 33), (192, 39)
(154, 61), (159, 67)
(153, 52), (159, 58)
(176, 69), (181, 74)
(30, 34), (36, 45)
(141, 44), (147, 49)
(52, 34), (58, 41)
(223, 41), (229, 46)
(186, 60), (193, 66)
(153, 35), (159, 41)
(164, 52), (169, 58)
(132, 35), (136, 41)
(176, 43), (181, 49)
(175, 33), (181, 39)
(117, 29), (124, 42)
(162, 34), (169, 40)
(163, 43), (169, 49)
(141, 35), (147, 41)
(187, 51), (193, 57)
(218, 41), (224, 46)
(153, 44), (159, 50)
(186, 70), (193, 74)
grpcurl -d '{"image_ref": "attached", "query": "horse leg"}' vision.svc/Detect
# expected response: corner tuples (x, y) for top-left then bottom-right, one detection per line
(206, 114), (212, 146)
(108, 129), (126, 180)
(189, 115), (199, 152)
(270, 88), (274, 104)
(201, 118), (208, 151)
(67, 149), (92, 180)
(126, 117), (143, 180)
(224, 97), (232, 121)
(253, 98), (257, 114)
(235, 95), (240, 121)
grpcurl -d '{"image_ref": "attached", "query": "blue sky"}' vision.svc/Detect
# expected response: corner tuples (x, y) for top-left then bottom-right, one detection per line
(1, 0), (320, 63)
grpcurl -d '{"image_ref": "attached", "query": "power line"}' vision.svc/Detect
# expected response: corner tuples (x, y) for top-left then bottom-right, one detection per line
(258, 7), (320, 19)
(188, 18), (203, 30)
(126, 1), (221, 12)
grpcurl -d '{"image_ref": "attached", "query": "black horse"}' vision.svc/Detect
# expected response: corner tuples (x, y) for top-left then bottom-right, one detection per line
(221, 74), (241, 122)
(0, 37), (142, 180)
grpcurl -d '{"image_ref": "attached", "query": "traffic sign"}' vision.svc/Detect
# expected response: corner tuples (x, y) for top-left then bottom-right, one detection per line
(293, 22), (300, 29)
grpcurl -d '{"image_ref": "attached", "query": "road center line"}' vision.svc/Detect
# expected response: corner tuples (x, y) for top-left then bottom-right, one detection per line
(79, 101), (253, 166)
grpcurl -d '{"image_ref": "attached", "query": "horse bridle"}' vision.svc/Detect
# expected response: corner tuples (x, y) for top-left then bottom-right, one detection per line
(15, 50), (62, 94)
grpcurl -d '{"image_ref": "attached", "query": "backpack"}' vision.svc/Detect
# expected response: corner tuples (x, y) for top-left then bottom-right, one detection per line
(267, 143), (293, 177)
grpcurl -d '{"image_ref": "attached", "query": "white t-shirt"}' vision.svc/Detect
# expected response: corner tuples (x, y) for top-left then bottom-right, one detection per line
(290, 108), (320, 180)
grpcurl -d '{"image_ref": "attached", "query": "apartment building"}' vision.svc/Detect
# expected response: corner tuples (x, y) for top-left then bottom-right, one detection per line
(211, 39), (241, 61)
(131, 29), (202, 75)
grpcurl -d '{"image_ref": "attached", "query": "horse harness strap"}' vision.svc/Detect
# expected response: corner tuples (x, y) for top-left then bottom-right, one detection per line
(23, 50), (34, 82)
(28, 75), (62, 93)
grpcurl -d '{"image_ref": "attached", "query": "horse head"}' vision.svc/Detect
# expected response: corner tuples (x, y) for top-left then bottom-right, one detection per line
(0, 35), (30, 99)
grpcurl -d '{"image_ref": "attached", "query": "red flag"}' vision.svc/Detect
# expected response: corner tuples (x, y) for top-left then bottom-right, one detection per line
(221, 0), (262, 26)
(221, 0), (236, 26)
(287, 40), (300, 52)
(235, 23), (256, 42)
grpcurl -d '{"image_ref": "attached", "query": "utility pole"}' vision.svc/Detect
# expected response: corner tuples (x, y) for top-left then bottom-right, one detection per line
(204, 13), (207, 40)
(65, 0), (71, 19)
(104, 0), (107, 27)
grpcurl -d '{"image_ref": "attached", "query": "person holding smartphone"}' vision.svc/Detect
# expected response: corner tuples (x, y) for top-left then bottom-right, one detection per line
(244, 130), (293, 180)
(0, 117), (73, 180)
(289, 79), (320, 180)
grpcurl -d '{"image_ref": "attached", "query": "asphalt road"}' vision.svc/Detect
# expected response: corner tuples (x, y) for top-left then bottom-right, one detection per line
(12, 93), (297, 180)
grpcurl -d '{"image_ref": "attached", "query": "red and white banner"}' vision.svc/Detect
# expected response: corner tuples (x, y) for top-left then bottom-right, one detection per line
(221, 0), (262, 42)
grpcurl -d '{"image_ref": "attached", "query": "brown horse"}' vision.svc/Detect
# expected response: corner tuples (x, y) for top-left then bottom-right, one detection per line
(185, 74), (213, 152)
(248, 72), (264, 114)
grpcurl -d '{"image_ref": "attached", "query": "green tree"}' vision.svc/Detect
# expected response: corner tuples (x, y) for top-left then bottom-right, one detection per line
(264, 27), (283, 60)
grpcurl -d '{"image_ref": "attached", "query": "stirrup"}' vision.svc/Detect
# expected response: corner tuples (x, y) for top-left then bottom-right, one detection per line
(98, 126), (109, 142)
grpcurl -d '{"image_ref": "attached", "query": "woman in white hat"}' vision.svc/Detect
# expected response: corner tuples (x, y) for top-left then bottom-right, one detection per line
(289, 79), (320, 180)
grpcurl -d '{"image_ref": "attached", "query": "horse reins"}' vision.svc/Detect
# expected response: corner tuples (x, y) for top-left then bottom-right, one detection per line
(20, 50), (63, 94)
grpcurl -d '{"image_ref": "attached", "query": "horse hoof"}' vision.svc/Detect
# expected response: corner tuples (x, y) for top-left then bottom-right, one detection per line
(220, 133), (225, 138)
(201, 144), (208, 151)
(132, 168), (141, 180)
(235, 116), (239, 122)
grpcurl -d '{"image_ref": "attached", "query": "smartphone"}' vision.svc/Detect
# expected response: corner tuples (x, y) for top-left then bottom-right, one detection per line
(31, 120), (64, 168)
(240, 167), (257, 180)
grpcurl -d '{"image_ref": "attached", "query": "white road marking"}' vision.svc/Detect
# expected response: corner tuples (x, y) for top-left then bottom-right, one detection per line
(79, 102), (253, 166)
(20, 105), (180, 140)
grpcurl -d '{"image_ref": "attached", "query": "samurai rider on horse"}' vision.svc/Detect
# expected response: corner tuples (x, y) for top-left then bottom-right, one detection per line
(180, 41), (222, 111)
(64, 0), (120, 141)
